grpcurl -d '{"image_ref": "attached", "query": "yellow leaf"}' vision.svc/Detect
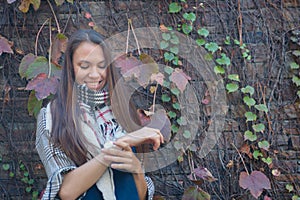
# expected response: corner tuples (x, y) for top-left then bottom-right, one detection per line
(19, 0), (31, 13)
(66, 0), (73, 3)
(149, 86), (157, 94)
(55, 0), (65, 6)
(30, 0), (40, 11)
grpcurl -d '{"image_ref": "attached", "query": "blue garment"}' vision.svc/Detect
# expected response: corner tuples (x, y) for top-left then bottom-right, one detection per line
(83, 169), (139, 200)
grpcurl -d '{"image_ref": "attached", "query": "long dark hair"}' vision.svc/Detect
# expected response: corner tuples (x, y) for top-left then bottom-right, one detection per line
(50, 29), (140, 165)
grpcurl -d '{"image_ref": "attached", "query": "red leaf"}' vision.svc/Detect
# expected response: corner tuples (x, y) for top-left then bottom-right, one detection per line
(0, 35), (13, 56)
(85, 12), (92, 19)
(240, 143), (253, 159)
(25, 73), (59, 100)
(114, 54), (141, 80)
(264, 195), (272, 200)
(182, 186), (211, 200)
(150, 72), (165, 85)
(138, 53), (159, 87)
(51, 33), (67, 65)
(19, 53), (36, 78)
(193, 167), (217, 182)
(169, 68), (191, 93)
(239, 171), (271, 199)
(137, 108), (171, 143)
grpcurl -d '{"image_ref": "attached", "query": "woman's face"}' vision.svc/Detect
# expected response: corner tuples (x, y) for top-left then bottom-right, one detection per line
(73, 41), (107, 91)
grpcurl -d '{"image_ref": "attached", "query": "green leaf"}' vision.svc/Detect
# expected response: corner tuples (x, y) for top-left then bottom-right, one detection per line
(290, 62), (299, 69)
(244, 130), (257, 142)
(245, 112), (257, 122)
(216, 53), (231, 66)
(174, 141), (183, 150)
(258, 140), (270, 150)
(292, 75), (300, 86)
(160, 40), (169, 49)
(188, 144), (197, 151)
(228, 74), (240, 81)
(224, 36), (231, 45)
(177, 116), (187, 125)
(285, 184), (294, 192)
(32, 191), (39, 198)
(19, 163), (25, 171)
(172, 56), (179, 65)
(163, 80), (170, 88)
(241, 85), (255, 96)
(161, 94), (171, 102)
(28, 179), (34, 185)
(2, 164), (10, 171)
(21, 177), (28, 183)
(226, 83), (239, 93)
(182, 186), (211, 200)
(171, 124), (179, 133)
(243, 96), (256, 107)
(252, 123), (265, 132)
(169, 2), (182, 13)
(292, 195), (299, 200)
(297, 90), (300, 98)
(164, 52), (174, 61)
(170, 35), (179, 44)
(292, 50), (300, 57)
(214, 66), (225, 74)
(204, 53), (213, 61)
(234, 39), (240, 45)
(162, 33), (171, 41)
(253, 150), (263, 159)
(183, 130), (191, 138)
(182, 23), (193, 35)
(170, 46), (179, 54)
(27, 91), (43, 117)
(261, 157), (272, 165)
(171, 87), (180, 96)
(9, 172), (14, 177)
(205, 42), (219, 53)
(66, 0), (73, 3)
(172, 102), (181, 110)
(164, 66), (173, 74)
(197, 28), (209, 37)
(24, 171), (29, 177)
(25, 186), (32, 193)
(196, 38), (206, 46)
(183, 12), (196, 22)
(168, 111), (177, 118)
(255, 104), (268, 112)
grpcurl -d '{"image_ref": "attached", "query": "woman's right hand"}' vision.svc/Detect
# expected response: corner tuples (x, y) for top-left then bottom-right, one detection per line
(116, 127), (164, 150)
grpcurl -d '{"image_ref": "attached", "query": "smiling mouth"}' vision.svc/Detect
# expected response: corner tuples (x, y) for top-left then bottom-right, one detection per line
(85, 81), (102, 90)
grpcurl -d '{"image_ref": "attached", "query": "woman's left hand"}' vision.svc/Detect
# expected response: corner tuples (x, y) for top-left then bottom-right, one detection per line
(101, 141), (143, 174)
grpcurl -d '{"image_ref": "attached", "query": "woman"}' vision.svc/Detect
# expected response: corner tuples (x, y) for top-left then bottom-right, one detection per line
(35, 29), (163, 200)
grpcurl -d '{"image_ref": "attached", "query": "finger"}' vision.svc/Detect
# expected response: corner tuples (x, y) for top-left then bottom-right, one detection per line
(113, 141), (132, 151)
(103, 154), (132, 163)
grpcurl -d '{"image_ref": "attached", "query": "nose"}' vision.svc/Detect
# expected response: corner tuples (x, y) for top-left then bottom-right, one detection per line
(88, 67), (100, 78)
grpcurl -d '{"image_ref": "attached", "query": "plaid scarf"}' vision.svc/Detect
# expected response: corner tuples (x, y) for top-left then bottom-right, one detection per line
(76, 83), (109, 109)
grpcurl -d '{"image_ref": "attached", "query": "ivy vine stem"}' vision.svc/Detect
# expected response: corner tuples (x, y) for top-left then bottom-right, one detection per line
(48, 18), (52, 79)
(231, 142), (250, 175)
(47, 0), (61, 33)
(35, 18), (49, 56)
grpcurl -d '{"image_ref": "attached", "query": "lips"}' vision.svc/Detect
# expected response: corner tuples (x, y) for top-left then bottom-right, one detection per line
(85, 81), (102, 90)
